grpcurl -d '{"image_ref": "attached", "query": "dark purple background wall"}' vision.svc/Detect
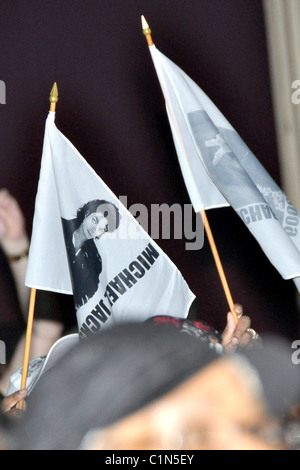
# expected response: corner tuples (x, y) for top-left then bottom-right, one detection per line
(0, 0), (299, 356)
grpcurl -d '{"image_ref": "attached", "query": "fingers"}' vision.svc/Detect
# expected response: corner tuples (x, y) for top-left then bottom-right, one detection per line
(0, 188), (11, 205)
(0, 189), (27, 248)
(0, 189), (15, 214)
(221, 312), (236, 347)
(0, 217), (7, 238)
(221, 304), (243, 347)
(0, 189), (23, 218)
(0, 190), (11, 238)
(223, 315), (251, 351)
(222, 303), (259, 351)
(231, 315), (251, 348)
(233, 303), (243, 319)
(1, 389), (27, 413)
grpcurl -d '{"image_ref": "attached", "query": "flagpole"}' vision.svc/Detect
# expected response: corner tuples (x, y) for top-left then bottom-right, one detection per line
(17, 83), (59, 410)
(141, 17), (238, 324)
(200, 210), (236, 321)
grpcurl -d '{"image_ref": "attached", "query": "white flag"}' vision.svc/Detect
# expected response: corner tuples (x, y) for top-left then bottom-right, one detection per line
(149, 45), (300, 289)
(26, 112), (195, 338)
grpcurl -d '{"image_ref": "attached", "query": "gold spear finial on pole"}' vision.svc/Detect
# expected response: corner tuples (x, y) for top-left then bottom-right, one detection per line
(49, 82), (59, 112)
(141, 15), (154, 46)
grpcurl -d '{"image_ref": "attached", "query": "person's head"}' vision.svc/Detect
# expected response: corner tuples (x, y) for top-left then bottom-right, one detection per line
(81, 336), (300, 451)
(82, 355), (279, 450)
(75, 200), (121, 240)
(9, 324), (300, 450)
(10, 322), (220, 450)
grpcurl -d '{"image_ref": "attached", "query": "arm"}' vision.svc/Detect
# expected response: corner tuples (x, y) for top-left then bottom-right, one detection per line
(0, 189), (30, 317)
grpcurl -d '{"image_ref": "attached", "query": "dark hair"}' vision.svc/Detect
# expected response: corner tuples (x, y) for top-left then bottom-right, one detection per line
(74, 199), (121, 233)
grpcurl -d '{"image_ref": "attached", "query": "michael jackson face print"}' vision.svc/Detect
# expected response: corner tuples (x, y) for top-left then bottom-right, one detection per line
(61, 200), (121, 309)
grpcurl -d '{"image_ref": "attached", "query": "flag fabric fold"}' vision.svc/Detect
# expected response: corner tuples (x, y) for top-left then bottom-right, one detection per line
(149, 45), (300, 289)
(26, 112), (195, 337)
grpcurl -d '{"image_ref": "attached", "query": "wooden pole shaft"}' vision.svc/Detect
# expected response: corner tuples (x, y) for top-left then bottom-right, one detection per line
(144, 32), (154, 47)
(17, 287), (37, 410)
(200, 210), (238, 323)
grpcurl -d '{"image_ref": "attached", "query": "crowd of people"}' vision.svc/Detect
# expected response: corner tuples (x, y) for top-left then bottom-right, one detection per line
(0, 189), (299, 450)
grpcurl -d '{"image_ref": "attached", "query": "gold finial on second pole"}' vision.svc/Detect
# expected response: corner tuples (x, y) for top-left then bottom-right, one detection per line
(49, 82), (58, 112)
(141, 15), (154, 46)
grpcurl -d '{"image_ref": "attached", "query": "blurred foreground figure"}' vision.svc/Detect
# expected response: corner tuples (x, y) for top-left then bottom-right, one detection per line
(8, 322), (300, 450)
(84, 351), (286, 450)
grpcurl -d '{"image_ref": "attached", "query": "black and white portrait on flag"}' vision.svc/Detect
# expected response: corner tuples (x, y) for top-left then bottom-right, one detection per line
(61, 200), (121, 309)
